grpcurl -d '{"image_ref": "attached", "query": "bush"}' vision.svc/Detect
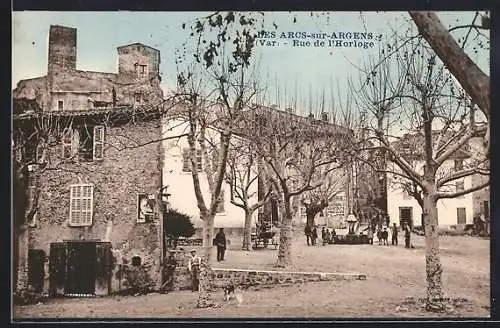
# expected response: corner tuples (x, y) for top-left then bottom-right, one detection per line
(13, 286), (44, 305)
(164, 209), (196, 249)
(115, 264), (155, 295)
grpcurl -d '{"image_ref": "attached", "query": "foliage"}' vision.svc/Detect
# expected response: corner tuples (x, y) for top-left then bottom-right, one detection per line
(115, 264), (156, 296)
(163, 209), (196, 246)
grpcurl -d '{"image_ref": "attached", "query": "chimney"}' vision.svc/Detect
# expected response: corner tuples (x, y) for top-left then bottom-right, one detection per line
(321, 112), (329, 122)
(308, 112), (314, 120)
(285, 107), (295, 115)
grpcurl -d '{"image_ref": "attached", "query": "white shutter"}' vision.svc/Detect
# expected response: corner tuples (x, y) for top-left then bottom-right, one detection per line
(182, 148), (190, 172)
(69, 184), (94, 226)
(196, 149), (202, 171)
(93, 126), (104, 161)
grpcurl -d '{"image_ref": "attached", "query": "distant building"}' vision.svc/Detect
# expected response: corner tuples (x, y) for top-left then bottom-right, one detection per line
(386, 132), (489, 228)
(161, 105), (358, 234)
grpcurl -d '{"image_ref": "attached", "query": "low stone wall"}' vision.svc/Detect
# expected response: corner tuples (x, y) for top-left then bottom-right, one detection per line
(171, 266), (366, 291)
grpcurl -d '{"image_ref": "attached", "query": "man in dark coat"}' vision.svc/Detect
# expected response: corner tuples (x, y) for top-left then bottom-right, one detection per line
(404, 223), (412, 248)
(381, 227), (389, 245)
(304, 224), (312, 246)
(311, 226), (318, 245)
(391, 223), (398, 245)
(214, 228), (227, 261)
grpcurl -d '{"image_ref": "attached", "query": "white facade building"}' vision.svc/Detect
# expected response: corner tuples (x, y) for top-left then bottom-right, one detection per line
(387, 157), (474, 228)
(162, 117), (258, 231)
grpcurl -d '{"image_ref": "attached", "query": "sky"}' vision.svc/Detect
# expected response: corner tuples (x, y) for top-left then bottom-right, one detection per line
(12, 11), (489, 116)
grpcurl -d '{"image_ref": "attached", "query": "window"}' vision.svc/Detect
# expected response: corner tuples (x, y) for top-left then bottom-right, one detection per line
(58, 100), (64, 111)
(35, 143), (44, 163)
(134, 93), (141, 104)
(134, 63), (139, 74)
(139, 64), (147, 75)
(216, 189), (225, 213)
(457, 207), (466, 224)
(402, 189), (411, 200)
(454, 159), (464, 172)
(69, 184), (94, 226)
(77, 125), (104, 161)
(299, 206), (307, 217)
(131, 256), (142, 267)
(455, 181), (464, 198)
(62, 129), (73, 159)
(182, 148), (202, 172)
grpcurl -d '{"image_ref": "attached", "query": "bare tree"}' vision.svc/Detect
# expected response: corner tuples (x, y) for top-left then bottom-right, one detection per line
(225, 139), (271, 250)
(241, 108), (353, 267)
(354, 35), (489, 311)
(301, 166), (348, 229)
(176, 12), (262, 265)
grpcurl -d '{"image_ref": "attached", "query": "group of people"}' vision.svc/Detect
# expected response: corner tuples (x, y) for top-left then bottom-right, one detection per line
(321, 226), (336, 245)
(367, 222), (413, 248)
(304, 225), (318, 246)
(160, 227), (228, 294)
(304, 225), (337, 246)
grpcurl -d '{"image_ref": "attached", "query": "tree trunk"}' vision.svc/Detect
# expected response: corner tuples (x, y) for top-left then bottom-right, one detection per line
(306, 210), (316, 229)
(202, 214), (215, 264)
(409, 12), (490, 120)
(242, 210), (253, 251)
(275, 195), (293, 268)
(422, 191), (444, 311)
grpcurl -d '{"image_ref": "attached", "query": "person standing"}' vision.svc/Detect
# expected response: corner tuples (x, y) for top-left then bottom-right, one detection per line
(304, 225), (312, 246)
(187, 249), (202, 292)
(214, 228), (227, 262)
(321, 227), (327, 246)
(404, 223), (411, 249)
(381, 227), (389, 245)
(311, 226), (318, 246)
(391, 223), (398, 245)
(325, 228), (331, 245)
(367, 225), (374, 245)
(160, 250), (177, 293)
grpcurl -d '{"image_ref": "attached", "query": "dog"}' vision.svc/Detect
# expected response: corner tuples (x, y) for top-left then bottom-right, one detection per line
(222, 282), (243, 306)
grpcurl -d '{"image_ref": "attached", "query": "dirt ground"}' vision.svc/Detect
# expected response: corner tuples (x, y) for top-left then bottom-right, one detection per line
(13, 233), (490, 319)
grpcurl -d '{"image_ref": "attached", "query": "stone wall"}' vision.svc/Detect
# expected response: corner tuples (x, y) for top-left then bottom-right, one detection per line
(167, 249), (366, 291)
(171, 267), (366, 291)
(28, 118), (164, 294)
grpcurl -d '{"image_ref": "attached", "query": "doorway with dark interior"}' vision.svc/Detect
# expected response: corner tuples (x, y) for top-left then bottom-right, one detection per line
(65, 241), (97, 295)
(399, 207), (413, 229)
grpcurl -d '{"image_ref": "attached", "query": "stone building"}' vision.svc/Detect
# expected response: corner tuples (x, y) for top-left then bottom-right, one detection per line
(13, 24), (166, 297)
(13, 25), (163, 113)
(13, 106), (166, 297)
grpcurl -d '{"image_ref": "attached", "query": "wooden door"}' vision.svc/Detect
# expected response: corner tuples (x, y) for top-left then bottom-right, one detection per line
(65, 242), (96, 295)
(49, 242), (66, 296)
